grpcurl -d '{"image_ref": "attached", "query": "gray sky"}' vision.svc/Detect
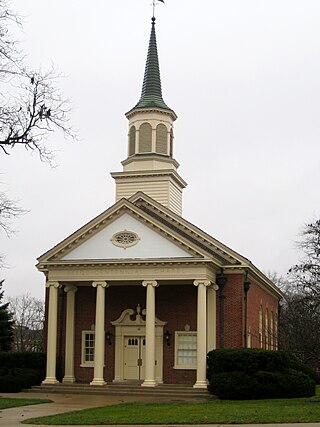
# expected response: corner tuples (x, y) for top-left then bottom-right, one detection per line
(1, 0), (320, 300)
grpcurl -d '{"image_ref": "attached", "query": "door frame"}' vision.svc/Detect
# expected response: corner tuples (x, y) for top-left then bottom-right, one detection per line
(111, 307), (166, 383)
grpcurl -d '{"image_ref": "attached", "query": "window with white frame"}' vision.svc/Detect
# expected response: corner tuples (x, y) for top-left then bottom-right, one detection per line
(265, 308), (269, 350)
(174, 332), (197, 369)
(259, 305), (263, 349)
(270, 312), (274, 350)
(81, 331), (95, 367)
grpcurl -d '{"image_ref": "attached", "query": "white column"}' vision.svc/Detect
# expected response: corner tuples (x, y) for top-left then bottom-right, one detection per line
(141, 280), (158, 387)
(42, 281), (61, 385)
(90, 281), (108, 386)
(63, 285), (77, 383)
(207, 283), (219, 353)
(193, 279), (211, 389)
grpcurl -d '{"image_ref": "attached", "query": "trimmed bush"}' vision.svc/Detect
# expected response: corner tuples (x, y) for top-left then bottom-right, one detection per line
(207, 349), (291, 376)
(0, 352), (46, 392)
(208, 369), (315, 400)
(207, 349), (316, 399)
(286, 353), (320, 384)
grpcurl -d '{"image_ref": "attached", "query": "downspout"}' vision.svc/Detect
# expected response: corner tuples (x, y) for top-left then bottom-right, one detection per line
(243, 273), (251, 349)
(216, 271), (228, 348)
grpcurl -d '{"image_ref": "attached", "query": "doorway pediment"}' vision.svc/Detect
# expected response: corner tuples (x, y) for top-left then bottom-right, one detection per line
(111, 305), (166, 327)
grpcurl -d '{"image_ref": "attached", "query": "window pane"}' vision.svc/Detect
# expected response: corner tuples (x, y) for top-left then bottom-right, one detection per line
(176, 333), (197, 367)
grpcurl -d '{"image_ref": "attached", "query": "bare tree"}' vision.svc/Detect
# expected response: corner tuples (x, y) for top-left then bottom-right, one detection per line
(0, 0), (73, 161)
(289, 218), (320, 301)
(279, 292), (320, 369)
(0, 191), (26, 237)
(271, 220), (320, 369)
(0, 1), (74, 265)
(8, 294), (44, 352)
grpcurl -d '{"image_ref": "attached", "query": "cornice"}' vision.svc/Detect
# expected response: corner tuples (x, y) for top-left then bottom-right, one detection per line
(121, 154), (180, 170)
(111, 169), (187, 189)
(125, 107), (177, 121)
(220, 264), (283, 299)
(37, 258), (215, 272)
(130, 194), (241, 266)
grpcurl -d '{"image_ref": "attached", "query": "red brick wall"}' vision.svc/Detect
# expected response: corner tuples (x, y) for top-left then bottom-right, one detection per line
(246, 281), (278, 350)
(48, 277), (279, 385)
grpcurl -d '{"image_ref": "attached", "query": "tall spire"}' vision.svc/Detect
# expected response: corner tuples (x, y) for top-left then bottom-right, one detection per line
(133, 17), (171, 111)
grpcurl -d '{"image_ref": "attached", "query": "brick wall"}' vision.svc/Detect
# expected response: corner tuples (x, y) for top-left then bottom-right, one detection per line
(49, 276), (279, 385)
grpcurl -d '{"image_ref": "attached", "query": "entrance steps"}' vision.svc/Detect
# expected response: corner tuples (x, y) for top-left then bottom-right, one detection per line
(27, 383), (212, 400)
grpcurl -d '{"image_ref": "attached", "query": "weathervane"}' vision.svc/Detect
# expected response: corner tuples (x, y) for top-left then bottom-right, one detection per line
(151, 0), (164, 18)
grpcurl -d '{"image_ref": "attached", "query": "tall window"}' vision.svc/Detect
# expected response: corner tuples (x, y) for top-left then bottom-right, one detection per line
(129, 125), (136, 156)
(174, 332), (197, 369)
(81, 331), (95, 367)
(259, 305), (263, 349)
(265, 308), (269, 350)
(270, 312), (274, 350)
(156, 124), (167, 154)
(139, 123), (152, 153)
(247, 326), (252, 348)
(274, 316), (278, 350)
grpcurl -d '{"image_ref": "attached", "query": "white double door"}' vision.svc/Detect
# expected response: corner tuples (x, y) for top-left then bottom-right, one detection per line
(123, 336), (146, 380)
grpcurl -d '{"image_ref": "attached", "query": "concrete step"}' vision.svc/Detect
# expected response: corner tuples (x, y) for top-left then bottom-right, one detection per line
(27, 383), (212, 399)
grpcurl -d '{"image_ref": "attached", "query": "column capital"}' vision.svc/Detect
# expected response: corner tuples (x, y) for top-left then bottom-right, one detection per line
(64, 285), (78, 294)
(193, 280), (211, 288)
(92, 281), (109, 288)
(210, 284), (219, 291)
(46, 281), (61, 289)
(142, 280), (159, 288)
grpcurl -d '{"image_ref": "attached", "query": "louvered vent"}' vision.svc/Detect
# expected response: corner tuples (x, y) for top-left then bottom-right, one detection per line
(139, 123), (152, 153)
(129, 126), (136, 156)
(156, 124), (167, 154)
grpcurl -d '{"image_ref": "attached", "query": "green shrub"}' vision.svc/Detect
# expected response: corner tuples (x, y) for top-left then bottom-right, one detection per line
(0, 352), (46, 392)
(207, 349), (316, 399)
(208, 370), (315, 400)
(286, 353), (320, 384)
(207, 349), (291, 377)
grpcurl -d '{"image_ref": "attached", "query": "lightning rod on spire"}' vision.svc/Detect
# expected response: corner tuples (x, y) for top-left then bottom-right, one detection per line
(151, 0), (164, 19)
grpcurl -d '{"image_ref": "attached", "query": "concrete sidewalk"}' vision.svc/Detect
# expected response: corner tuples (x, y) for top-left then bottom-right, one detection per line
(1, 391), (320, 427)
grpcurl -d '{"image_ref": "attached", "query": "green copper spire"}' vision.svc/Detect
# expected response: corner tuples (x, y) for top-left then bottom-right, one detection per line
(133, 17), (171, 111)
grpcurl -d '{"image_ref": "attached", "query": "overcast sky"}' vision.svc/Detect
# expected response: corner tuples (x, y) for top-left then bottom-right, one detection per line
(1, 0), (320, 300)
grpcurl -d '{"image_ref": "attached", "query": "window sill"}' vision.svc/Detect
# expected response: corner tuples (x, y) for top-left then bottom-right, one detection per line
(173, 365), (196, 370)
(80, 363), (94, 368)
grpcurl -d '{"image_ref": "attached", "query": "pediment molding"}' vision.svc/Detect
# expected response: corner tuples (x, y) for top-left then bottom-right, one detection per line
(38, 199), (207, 265)
(130, 193), (242, 266)
(111, 305), (166, 327)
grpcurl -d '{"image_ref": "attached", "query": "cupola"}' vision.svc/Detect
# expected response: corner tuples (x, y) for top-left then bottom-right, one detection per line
(111, 17), (187, 216)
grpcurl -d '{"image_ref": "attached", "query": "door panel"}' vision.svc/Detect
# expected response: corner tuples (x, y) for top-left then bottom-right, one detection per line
(123, 337), (145, 380)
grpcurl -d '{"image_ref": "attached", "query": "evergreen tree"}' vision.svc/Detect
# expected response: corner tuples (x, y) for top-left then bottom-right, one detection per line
(0, 279), (14, 351)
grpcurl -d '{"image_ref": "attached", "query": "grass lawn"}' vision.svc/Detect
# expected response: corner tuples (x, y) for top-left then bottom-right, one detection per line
(0, 397), (51, 410)
(23, 386), (320, 425)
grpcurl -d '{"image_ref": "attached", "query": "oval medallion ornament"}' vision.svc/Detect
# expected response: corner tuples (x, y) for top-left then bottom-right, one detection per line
(111, 230), (140, 249)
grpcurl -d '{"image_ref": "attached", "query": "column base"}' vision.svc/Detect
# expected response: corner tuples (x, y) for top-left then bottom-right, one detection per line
(141, 379), (157, 387)
(62, 376), (76, 384)
(90, 379), (106, 386)
(193, 381), (208, 389)
(42, 377), (59, 385)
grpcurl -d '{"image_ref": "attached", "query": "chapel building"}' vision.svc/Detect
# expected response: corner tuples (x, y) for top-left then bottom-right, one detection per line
(37, 17), (282, 389)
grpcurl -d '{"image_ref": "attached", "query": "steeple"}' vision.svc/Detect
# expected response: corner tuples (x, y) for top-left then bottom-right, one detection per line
(132, 17), (172, 112)
(111, 16), (187, 216)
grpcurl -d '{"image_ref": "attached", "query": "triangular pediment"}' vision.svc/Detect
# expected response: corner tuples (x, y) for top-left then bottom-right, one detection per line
(38, 198), (204, 264)
(60, 212), (193, 261)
